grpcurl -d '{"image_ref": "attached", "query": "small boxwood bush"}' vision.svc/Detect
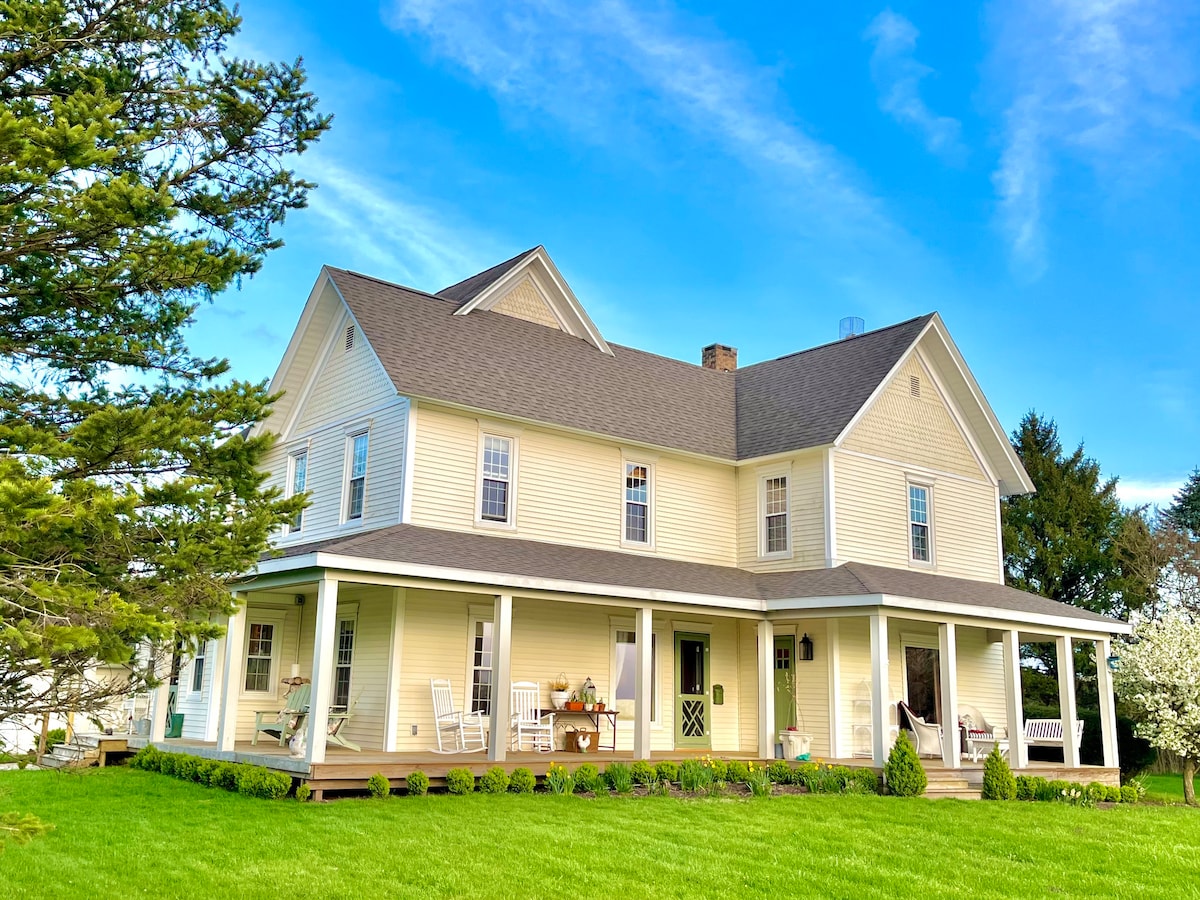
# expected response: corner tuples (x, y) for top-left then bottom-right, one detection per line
(605, 762), (633, 794)
(236, 765), (291, 800)
(574, 762), (604, 793)
(631, 760), (656, 785)
(1014, 775), (1036, 801)
(767, 760), (793, 784)
(445, 768), (475, 795)
(1103, 785), (1121, 803)
(1031, 777), (1056, 802)
(509, 767), (535, 794)
(480, 766), (510, 794)
(883, 732), (926, 797)
(295, 783), (313, 802)
(406, 770), (430, 796)
(367, 773), (391, 799)
(654, 761), (679, 784)
(728, 760), (752, 784)
(705, 758), (729, 782)
(1120, 784), (1139, 804)
(213, 762), (240, 792)
(846, 767), (879, 795)
(981, 746), (1016, 800)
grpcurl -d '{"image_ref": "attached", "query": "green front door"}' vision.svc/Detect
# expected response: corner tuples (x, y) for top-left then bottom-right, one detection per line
(774, 635), (796, 731)
(674, 632), (710, 749)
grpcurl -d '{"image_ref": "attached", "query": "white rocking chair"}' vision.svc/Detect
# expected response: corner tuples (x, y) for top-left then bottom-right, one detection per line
(510, 682), (554, 752)
(430, 678), (487, 753)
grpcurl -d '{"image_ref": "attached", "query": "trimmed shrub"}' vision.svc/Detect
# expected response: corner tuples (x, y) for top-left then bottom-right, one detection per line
(574, 762), (604, 793)
(236, 765), (291, 800)
(767, 760), (793, 784)
(295, 783), (312, 802)
(406, 770), (430, 796)
(1103, 785), (1121, 803)
(174, 755), (200, 782)
(480, 766), (510, 794)
(1015, 775), (1036, 801)
(981, 746), (1016, 800)
(706, 758), (729, 782)
(367, 773), (391, 799)
(445, 768), (475, 795)
(1120, 784), (1139, 804)
(847, 768), (879, 795)
(883, 732), (926, 797)
(158, 753), (179, 777)
(631, 760), (656, 786)
(195, 759), (219, 786)
(1084, 782), (1108, 804)
(791, 761), (818, 790)
(728, 760), (752, 785)
(605, 762), (633, 794)
(1047, 779), (1071, 801)
(509, 767), (535, 794)
(130, 746), (162, 771)
(655, 761), (679, 784)
(545, 762), (574, 794)
(213, 762), (240, 792)
(1031, 777), (1056, 802)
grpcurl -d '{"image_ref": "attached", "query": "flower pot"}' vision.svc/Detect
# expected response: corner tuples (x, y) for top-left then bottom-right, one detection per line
(595, 703), (605, 712)
(584, 703), (594, 712)
(550, 690), (569, 710)
(566, 701), (584, 711)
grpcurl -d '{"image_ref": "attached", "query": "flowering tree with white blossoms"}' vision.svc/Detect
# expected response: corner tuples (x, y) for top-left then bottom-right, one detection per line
(1113, 614), (1200, 805)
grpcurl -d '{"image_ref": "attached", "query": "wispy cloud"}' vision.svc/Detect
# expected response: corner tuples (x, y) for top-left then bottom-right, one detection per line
(864, 10), (964, 161)
(299, 156), (499, 291)
(387, 0), (892, 238)
(989, 0), (1199, 279)
(1116, 478), (1184, 510)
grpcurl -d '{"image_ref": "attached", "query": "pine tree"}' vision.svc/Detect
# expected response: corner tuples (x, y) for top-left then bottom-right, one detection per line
(0, 0), (329, 725)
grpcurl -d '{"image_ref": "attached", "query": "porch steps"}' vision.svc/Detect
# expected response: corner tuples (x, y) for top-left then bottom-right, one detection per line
(39, 734), (129, 769)
(923, 768), (980, 800)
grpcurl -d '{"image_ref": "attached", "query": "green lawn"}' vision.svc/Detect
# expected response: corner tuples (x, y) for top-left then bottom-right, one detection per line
(2, 770), (1199, 899)
(1143, 773), (1191, 805)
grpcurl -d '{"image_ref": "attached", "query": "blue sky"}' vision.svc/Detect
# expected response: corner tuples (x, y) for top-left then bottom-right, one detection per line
(198, 0), (1200, 506)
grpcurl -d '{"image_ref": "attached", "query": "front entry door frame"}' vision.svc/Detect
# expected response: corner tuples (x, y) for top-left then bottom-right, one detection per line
(674, 632), (711, 749)
(773, 634), (797, 731)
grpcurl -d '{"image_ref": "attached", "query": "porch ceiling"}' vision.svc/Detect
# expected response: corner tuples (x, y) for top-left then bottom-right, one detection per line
(251, 523), (1127, 634)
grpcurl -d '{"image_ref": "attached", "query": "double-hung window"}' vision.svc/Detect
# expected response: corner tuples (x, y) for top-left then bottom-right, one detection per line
(345, 432), (369, 521)
(190, 642), (206, 694)
(479, 435), (513, 524)
(469, 619), (494, 715)
(761, 474), (790, 556)
(624, 462), (651, 545)
(613, 630), (657, 722)
(244, 624), (275, 693)
(909, 484), (932, 563)
(332, 617), (355, 711)
(289, 450), (307, 532)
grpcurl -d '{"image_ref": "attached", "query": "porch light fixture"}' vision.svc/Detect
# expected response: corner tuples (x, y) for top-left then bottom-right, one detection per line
(1106, 653), (1120, 672)
(798, 633), (814, 662)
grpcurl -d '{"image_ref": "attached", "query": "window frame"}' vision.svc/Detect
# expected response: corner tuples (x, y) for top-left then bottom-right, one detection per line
(900, 632), (941, 723)
(287, 448), (308, 535)
(474, 431), (518, 528)
(758, 470), (792, 559)
(188, 640), (207, 697)
(465, 609), (495, 717)
(620, 459), (654, 549)
(907, 481), (935, 566)
(332, 610), (357, 713)
(611, 625), (660, 728)
(341, 429), (370, 524)
(240, 611), (286, 698)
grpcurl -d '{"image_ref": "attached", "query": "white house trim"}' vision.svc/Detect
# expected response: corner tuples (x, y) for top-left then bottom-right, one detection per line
(823, 448), (837, 567)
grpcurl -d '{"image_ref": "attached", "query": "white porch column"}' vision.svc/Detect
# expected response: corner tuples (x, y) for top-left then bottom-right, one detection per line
(216, 595), (248, 752)
(204, 632), (227, 742)
(757, 619), (775, 759)
(869, 613), (890, 767)
(487, 593), (513, 762)
(305, 575), (340, 765)
(149, 661), (171, 743)
(938, 622), (960, 769)
(1095, 637), (1120, 769)
(827, 619), (842, 758)
(633, 606), (653, 760)
(1056, 635), (1080, 768)
(382, 588), (406, 752)
(1002, 629), (1027, 768)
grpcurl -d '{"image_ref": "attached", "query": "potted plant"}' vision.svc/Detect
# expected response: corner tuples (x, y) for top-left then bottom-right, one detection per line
(550, 674), (571, 710)
(566, 691), (584, 712)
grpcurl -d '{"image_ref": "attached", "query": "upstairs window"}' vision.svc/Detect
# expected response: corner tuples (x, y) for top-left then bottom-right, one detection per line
(761, 474), (790, 556)
(345, 432), (369, 520)
(624, 462), (651, 545)
(479, 435), (513, 523)
(909, 484), (931, 563)
(289, 450), (307, 532)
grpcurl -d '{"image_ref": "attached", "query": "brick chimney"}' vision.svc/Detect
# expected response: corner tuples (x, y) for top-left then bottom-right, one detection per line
(702, 343), (737, 373)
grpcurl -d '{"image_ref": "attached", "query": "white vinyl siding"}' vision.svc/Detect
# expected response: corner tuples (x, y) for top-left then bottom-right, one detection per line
(737, 450), (825, 572)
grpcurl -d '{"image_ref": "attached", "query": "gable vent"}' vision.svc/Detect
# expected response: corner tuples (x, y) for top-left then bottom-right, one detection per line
(909, 375), (921, 398)
(344, 324), (356, 352)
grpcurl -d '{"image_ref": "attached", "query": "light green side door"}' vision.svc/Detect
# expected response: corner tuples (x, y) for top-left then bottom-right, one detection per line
(773, 635), (796, 731)
(674, 632), (710, 749)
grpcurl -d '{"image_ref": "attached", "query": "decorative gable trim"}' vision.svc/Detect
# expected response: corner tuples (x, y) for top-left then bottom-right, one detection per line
(452, 247), (613, 355)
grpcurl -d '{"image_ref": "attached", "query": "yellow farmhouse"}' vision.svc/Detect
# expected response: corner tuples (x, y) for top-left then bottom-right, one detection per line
(155, 246), (1127, 791)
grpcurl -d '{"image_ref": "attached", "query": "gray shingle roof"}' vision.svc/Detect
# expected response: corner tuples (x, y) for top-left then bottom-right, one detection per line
(329, 263), (931, 461)
(331, 268), (739, 458)
(734, 315), (935, 459)
(266, 524), (1121, 628)
(436, 247), (541, 306)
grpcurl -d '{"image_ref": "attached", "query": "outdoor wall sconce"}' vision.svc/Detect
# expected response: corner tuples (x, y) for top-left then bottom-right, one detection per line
(799, 633), (814, 661)
(1107, 653), (1121, 672)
